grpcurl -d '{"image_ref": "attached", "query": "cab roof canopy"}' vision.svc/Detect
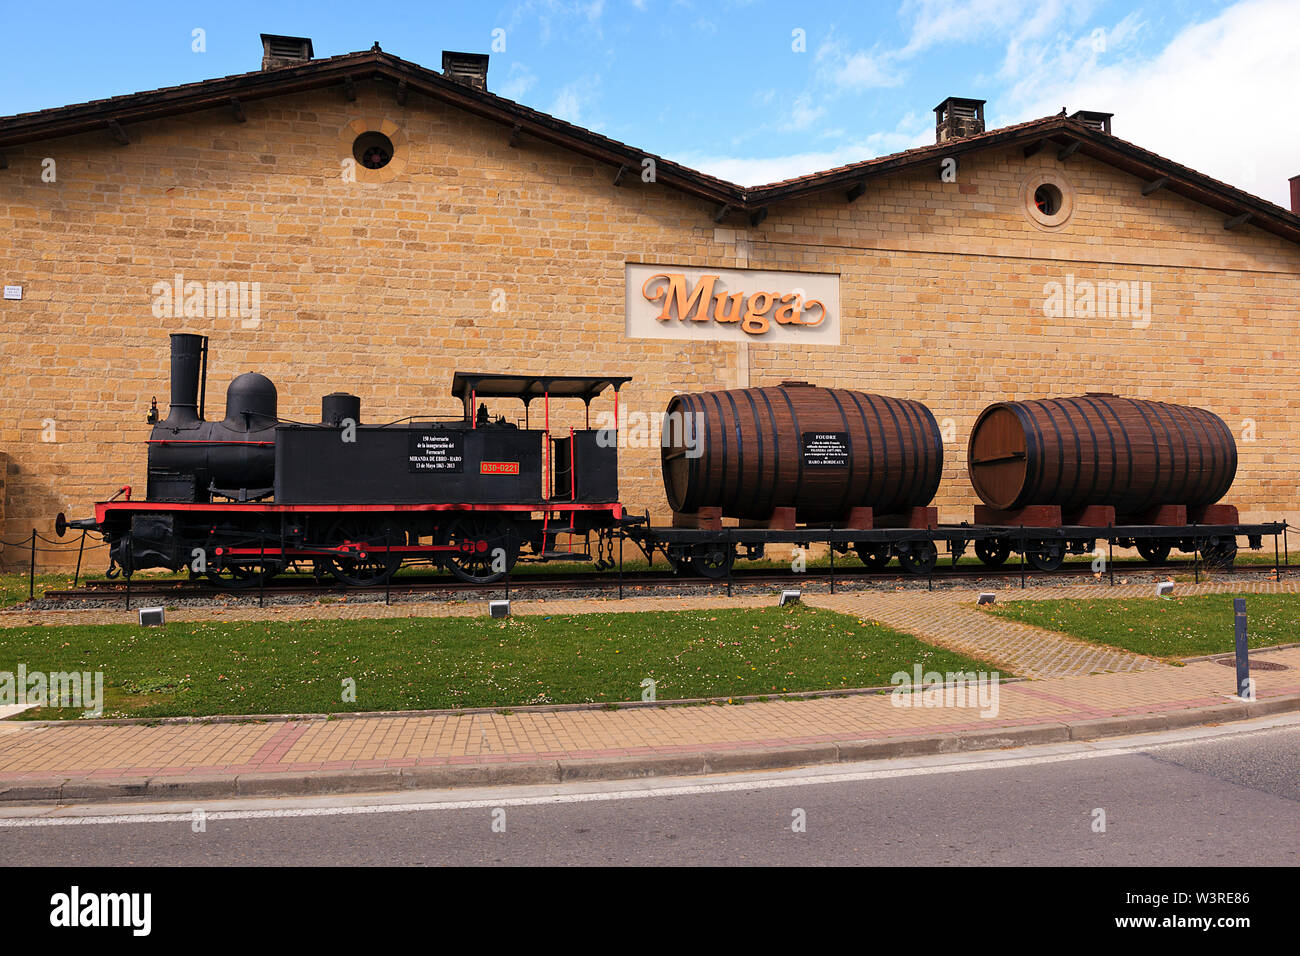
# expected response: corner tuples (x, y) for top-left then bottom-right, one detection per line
(451, 373), (632, 408)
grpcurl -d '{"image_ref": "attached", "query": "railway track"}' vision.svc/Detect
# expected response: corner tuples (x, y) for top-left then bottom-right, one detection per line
(38, 558), (1289, 604)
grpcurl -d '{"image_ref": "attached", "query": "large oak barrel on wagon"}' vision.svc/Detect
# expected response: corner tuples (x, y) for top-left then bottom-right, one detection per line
(661, 382), (943, 522)
(966, 394), (1236, 515)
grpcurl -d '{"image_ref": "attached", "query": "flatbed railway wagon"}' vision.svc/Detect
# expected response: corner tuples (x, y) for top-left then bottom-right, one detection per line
(621, 383), (1285, 579)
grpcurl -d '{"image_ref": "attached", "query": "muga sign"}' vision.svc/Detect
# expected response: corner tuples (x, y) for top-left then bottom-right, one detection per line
(625, 264), (841, 344)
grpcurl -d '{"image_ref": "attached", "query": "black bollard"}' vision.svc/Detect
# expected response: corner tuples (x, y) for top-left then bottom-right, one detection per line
(1233, 598), (1252, 700)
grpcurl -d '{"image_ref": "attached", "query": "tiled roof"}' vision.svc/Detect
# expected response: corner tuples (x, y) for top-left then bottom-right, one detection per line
(2, 47), (1298, 244)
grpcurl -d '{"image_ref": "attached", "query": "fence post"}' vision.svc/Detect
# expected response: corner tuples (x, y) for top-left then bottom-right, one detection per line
(28, 529), (36, 601)
(74, 530), (86, 587)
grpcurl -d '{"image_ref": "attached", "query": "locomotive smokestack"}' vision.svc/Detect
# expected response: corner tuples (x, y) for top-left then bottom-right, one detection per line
(165, 332), (207, 426)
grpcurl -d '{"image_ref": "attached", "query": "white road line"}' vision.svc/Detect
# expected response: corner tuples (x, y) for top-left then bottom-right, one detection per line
(2, 714), (1294, 829)
(0, 747), (1186, 828)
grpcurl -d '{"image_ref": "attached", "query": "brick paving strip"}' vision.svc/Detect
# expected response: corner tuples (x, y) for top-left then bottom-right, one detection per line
(0, 580), (1297, 803)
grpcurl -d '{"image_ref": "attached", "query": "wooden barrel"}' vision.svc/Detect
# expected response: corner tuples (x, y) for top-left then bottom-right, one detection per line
(967, 394), (1236, 514)
(661, 382), (943, 522)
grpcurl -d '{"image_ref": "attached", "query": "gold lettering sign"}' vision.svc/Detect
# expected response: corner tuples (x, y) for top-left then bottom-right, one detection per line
(641, 272), (829, 337)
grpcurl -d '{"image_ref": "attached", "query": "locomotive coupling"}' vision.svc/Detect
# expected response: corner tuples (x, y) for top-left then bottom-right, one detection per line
(55, 512), (99, 537)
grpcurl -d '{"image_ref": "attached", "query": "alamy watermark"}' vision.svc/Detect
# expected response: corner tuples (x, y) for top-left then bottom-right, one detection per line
(1, 665), (103, 717)
(889, 664), (999, 718)
(151, 273), (261, 328)
(595, 409), (703, 457)
(1043, 273), (1152, 329)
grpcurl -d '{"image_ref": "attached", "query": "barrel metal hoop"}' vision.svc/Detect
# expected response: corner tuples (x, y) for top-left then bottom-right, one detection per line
(1166, 401), (1207, 505)
(1036, 398), (1072, 510)
(740, 388), (768, 519)
(721, 389), (747, 512)
(846, 390), (877, 507)
(1089, 395), (1133, 508)
(1077, 394), (1123, 505)
(756, 387), (783, 517)
(777, 386), (805, 510)
(1126, 397), (1167, 511)
(825, 388), (856, 517)
(1007, 401), (1045, 510)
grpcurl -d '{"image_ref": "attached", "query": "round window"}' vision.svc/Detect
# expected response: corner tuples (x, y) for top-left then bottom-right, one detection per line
(1022, 173), (1074, 229)
(1033, 183), (1063, 216)
(353, 131), (394, 170)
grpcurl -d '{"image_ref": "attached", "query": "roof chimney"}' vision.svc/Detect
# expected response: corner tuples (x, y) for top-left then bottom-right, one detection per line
(1069, 109), (1114, 134)
(260, 34), (314, 71)
(934, 97), (986, 143)
(441, 51), (489, 90)
(1291, 175), (1300, 214)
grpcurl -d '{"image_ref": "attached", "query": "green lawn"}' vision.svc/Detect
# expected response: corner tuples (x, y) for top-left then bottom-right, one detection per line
(0, 604), (1001, 720)
(984, 593), (1300, 658)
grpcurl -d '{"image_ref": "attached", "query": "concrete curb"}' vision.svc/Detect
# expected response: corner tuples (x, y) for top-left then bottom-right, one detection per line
(3, 692), (1298, 806)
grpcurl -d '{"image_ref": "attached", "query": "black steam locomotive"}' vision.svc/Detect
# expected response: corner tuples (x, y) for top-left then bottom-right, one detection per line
(64, 334), (629, 586)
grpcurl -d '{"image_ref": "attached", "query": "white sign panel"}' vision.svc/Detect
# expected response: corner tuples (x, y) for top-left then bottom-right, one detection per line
(625, 264), (841, 345)
(2, 286), (21, 300)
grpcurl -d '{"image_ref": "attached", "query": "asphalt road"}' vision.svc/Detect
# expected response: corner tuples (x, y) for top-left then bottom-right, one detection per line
(3, 716), (1298, 866)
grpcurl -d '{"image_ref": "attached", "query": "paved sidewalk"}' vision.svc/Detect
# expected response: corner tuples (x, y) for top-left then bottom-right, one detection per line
(1, 644), (1296, 804)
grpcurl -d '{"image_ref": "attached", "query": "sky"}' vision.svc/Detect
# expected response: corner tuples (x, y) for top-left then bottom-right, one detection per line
(1, 0), (1296, 205)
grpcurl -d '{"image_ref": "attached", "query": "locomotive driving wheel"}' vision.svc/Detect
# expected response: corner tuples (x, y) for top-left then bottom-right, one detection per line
(439, 516), (519, 584)
(974, 539), (1011, 566)
(325, 517), (404, 587)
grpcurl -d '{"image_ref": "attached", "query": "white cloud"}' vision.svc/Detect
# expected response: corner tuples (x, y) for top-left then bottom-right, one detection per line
(679, 113), (932, 187)
(816, 33), (904, 92)
(781, 94), (827, 131)
(550, 76), (602, 126)
(1005, 0), (1300, 206)
(498, 63), (538, 101)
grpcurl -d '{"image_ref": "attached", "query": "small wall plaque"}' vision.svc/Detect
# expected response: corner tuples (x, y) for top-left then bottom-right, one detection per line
(3, 286), (21, 300)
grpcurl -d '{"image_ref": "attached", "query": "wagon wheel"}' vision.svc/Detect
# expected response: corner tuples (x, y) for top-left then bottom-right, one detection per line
(897, 541), (938, 575)
(326, 517), (404, 587)
(854, 543), (892, 570)
(974, 539), (1011, 566)
(691, 543), (734, 580)
(1024, 540), (1065, 572)
(665, 546), (695, 576)
(1201, 538), (1238, 568)
(440, 515), (519, 584)
(1136, 539), (1172, 563)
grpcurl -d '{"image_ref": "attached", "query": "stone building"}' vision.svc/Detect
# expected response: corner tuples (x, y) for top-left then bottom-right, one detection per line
(2, 35), (1299, 568)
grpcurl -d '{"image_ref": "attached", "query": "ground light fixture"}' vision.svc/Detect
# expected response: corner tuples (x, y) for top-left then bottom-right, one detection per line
(490, 600), (511, 619)
(779, 589), (801, 606)
(138, 607), (165, 626)
(977, 593), (996, 605)
(1156, 581), (1174, 598)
